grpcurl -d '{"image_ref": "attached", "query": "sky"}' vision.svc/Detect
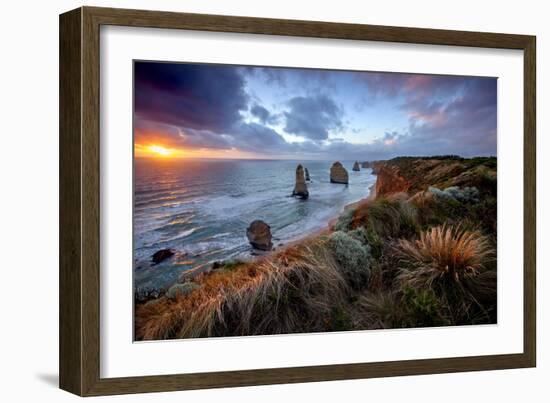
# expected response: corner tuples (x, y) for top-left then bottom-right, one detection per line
(134, 61), (497, 160)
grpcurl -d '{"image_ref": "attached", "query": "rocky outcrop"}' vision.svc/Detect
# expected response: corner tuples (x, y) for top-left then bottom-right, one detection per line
(371, 162), (384, 175)
(292, 164), (309, 199)
(246, 220), (273, 251)
(330, 162), (349, 184)
(151, 249), (174, 265)
(361, 161), (370, 168)
(305, 167), (311, 181)
(352, 161), (360, 171)
(375, 164), (411, 196)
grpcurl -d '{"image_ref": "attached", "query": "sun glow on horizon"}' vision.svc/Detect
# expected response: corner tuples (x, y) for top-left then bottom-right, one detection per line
(147, 144), (173, 157)
(134, 142), (263, 160)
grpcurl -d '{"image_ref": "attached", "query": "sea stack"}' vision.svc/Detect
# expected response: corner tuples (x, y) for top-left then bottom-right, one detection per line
(292, 164), (309, 199)
(353, 161), (360, 171)
(330, 162), (349, 184)
(246, 220), (273, 251)
(305, 167), (311, 181)
(361, 161), (370, 168)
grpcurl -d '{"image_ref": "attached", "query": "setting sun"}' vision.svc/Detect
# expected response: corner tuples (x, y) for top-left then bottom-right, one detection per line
(148, 145), (173, 157)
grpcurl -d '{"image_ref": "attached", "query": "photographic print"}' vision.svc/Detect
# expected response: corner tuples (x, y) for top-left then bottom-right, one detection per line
(133, 61), (497, 341)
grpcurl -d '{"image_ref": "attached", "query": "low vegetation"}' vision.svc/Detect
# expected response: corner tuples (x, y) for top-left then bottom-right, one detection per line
(135, 156), (497, 340)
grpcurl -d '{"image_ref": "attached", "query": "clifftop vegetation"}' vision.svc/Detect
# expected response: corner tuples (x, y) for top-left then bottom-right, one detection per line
(135, 156), (497, 340)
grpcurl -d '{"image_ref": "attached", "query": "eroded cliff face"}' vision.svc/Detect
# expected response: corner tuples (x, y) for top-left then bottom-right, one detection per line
(372, 157), (497, 198)
(374, 163), (411, 196)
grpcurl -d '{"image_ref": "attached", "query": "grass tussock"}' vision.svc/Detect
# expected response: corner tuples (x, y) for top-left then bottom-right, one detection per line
(393, 225), (495, 323)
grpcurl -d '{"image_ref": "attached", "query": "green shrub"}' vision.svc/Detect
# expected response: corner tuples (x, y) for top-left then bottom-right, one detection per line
(401, 287), (449, 327)
(328, 231), (371, 288)
(365, 196), (420, 239)
(329, 306), (353, 331)
(428, 186), (479, 203)
(348, 227), (369, 244)
(334, 208), (354, 232)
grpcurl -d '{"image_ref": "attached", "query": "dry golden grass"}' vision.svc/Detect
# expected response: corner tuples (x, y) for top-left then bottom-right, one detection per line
(395, 225), (492, 286)
(135, 238), (348, 340)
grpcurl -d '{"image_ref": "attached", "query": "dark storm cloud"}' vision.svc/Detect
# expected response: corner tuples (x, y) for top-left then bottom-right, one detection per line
(134, 62), (248, 132)
(134, 62), (292, 154)
(284, 94), (344, 141)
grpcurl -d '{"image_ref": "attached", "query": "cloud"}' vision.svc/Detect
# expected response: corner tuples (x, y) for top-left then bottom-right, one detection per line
(283, 94), (344, 141)
(134, 61), (496, 160)
(231, 122), (289, 152)
(402, 77), (497, 156)
(250, 104), (279, 125)
(356, 73), (497, 157)
(134, 62), (248, 132)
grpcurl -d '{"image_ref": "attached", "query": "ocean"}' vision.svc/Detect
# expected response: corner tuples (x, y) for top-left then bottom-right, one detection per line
(134, 159), (376, 291)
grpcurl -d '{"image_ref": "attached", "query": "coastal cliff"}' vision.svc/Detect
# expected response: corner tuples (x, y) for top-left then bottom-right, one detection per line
(135, 156), (497, 340)
(373, 156), (496, 197)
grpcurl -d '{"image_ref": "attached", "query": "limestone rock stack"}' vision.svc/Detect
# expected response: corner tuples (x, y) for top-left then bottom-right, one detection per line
(305, 167), (311, 181)
(292, 164), (309, 199)
(353, 161), (360, 171)
(330, 162), (349, 184)
(246, 220), (273, 251)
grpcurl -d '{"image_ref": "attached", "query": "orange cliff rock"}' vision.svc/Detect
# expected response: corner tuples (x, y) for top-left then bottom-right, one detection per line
(374, 163), (411, 196)
(371, 157), (497, 199)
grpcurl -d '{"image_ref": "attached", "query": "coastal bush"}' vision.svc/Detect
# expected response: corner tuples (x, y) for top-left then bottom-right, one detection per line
(393, 224), (495, 323)
(410, 190), (464, 229)
(329, 306), (353, 331)
(334, 208), (354, 232)
(347, 227), (369, 244)
(352, 195), (420, 240)
(354, 292), (404, 329)
(327, 231), (371, 288)
(428, 186), (479, 203)
(400, 287), (449, 327)
(355, 288), (449, 329)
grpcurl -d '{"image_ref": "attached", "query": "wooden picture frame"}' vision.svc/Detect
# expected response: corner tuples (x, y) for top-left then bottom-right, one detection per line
(59, 6), (536, 396)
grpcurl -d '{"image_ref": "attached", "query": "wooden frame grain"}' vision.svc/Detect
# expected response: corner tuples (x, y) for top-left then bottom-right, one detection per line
(59, 6), (536, 396)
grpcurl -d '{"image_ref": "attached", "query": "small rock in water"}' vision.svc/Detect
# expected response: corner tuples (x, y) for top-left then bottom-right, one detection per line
(305, 167), (311, 181)
(292, 164), (309, 199)
(330, 161), (349, 184)
(151, 249), (175, 265)
(246, 220), (273, 251)
(353, 161), (360, 171)
(211, 261), (223, 270)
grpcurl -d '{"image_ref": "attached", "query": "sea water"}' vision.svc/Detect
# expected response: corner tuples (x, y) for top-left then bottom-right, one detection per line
(134, 159), (376, 291)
